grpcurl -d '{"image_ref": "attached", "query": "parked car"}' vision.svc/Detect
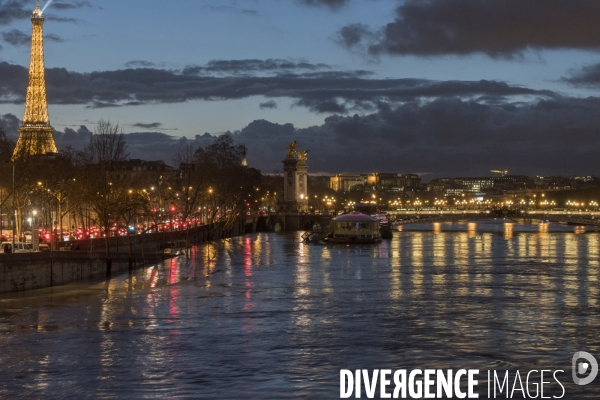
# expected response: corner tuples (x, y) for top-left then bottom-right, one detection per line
(0, 242), (33, 253)
(38, 243), (50, 252)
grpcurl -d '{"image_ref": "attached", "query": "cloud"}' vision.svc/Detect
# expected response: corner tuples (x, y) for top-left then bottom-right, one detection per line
(229, 97), (600, 177)
(59, 95), (600, 177)
(564, 63), (600, 86)
(0, 0), (31, 26)
(4, 92), (597, 177)
(53, 124), (92, 150)
(182, 58), (331, 76)
(124, 60), (155, 68)
(259, 100), (278, 109)
(0, 0), (84, 26)
(0, 113), (20, 138)
(131, 122), (163, 129)
(297, 0), (350, 10)
(0, 61), (556, 114)
(339, 0), (600, 59)
(1, 29), (29, 46)
(51, 1), (93, 10)
(2, 29), (63, 46)
(44, 15), (81, 23)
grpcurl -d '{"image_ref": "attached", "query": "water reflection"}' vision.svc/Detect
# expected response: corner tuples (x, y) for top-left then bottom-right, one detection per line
(0, 228), (597, 398)
(504, 222), (514, 239)
(468, 222), (476, 238)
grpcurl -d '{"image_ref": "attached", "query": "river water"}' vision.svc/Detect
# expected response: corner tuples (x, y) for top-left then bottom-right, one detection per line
(0, 221), (599, 399)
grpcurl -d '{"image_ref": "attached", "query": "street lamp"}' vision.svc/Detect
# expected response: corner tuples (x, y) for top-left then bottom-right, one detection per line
(3, 161), (14, 248)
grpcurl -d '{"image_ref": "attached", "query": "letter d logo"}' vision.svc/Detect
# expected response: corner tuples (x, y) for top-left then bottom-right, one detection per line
(572, 351), (598, 386)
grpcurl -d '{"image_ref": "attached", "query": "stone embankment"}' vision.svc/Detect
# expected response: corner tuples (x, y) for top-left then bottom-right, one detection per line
(0, 214), (334, 294)
(0, 222), (247, 294)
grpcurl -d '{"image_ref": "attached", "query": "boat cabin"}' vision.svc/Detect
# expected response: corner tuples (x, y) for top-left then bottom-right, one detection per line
(329, 212), (381, 243)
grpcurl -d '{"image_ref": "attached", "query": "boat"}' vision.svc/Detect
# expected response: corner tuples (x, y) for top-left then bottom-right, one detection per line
(163, 240), (188, 257)
(301, 222), (329, 243)
(328, 212), (382, 243)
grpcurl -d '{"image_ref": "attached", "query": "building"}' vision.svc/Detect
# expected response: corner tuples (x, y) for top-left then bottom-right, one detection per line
(111, 159), (173, 180)
(427, 175), (534, 196)
(309, 175), (332, 189)
(329, 174), (367, 192)
(366, 173), (421, 191)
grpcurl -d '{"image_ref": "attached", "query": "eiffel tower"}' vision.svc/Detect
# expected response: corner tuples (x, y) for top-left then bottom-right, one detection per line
(12, 0), (58, 160)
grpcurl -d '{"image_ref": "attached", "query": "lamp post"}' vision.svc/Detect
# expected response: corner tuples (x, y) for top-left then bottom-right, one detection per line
(3, 161), (14, 249)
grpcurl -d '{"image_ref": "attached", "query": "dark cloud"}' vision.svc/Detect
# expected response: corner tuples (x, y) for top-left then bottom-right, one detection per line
(53, 125), (92, 150)
(182, 58), (331, 76)
(2, 29), (63, 46)
(339, 23), (372, 48)
(564, 64), (600, 86)
(132, 122), (163, 129)
(0, 113), (19, 138)
(45, 33), (64, 42)
(124, 60), (155, 68)
(0, 0), (83, 26)
(0, 0), (31, 26)
(259, 100), (278, 109)
(44, 15), (80, 23)
(0, 61), (556, 114)
(339, 0), (600, 59)
(101, 96), (600, 176)
(51, 1), (93, 10)
(229, 97), (600, 177)
(5, 93), (599, 176)
(298, 0), (350, 10)
(2, 29), (29, 45)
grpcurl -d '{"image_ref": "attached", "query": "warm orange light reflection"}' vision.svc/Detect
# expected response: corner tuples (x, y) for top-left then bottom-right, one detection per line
(504, 223), (514, 240)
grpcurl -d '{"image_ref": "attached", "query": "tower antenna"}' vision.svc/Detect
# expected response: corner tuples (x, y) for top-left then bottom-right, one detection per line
(36, 0), (40, 8)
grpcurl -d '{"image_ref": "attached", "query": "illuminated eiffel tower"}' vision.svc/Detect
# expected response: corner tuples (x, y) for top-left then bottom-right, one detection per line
(12, 0), (58, 160)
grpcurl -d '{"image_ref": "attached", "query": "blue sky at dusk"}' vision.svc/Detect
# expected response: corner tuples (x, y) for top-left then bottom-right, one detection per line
(3, 0), (600, 177)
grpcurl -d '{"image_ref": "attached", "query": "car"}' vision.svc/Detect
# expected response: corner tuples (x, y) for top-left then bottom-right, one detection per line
(0, 242), (33, 253)
(38, 243), (50, 252)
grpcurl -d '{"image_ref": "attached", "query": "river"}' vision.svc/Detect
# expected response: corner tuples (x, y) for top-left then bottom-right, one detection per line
(0, 221), (598, 399)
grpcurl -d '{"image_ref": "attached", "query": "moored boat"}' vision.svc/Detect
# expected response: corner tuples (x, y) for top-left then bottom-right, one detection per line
(328, 212), (382, 243)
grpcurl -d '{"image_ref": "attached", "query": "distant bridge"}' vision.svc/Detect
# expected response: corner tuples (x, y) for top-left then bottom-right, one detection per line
(391, 211), (600, 226)
(244, 211), (600, 230)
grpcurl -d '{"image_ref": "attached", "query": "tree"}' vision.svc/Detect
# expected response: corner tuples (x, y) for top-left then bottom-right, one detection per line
(83, 119), (129, 165)
(118, 188), (150, 266)
(78, 120), (130, 271)
(194, 135), (260, 238)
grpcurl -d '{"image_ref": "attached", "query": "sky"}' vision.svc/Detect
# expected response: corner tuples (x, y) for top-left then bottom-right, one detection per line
(2, 0), (600, 178)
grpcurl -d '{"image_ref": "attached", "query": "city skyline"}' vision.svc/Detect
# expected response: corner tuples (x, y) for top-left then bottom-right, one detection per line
(2, 0), (600, 177)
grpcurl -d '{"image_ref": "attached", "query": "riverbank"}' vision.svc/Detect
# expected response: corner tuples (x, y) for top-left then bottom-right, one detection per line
(0, 221), (248, 294)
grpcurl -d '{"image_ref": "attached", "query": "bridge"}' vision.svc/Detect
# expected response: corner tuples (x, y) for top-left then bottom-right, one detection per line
(390, 210), (600, 226)
(244, 210), (600, 232)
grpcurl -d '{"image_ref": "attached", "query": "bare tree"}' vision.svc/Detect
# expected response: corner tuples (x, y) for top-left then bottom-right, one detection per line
(78, 119), (130, 274)
(118, 188), (150, 267)
(84, 119), (129, 165)
(195, 135), (260, 238)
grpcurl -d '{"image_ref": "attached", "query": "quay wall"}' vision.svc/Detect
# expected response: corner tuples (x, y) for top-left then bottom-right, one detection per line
(0, 214), (333, 294)
(0, 252), (154, 293)
(0, 220), (247, 294)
